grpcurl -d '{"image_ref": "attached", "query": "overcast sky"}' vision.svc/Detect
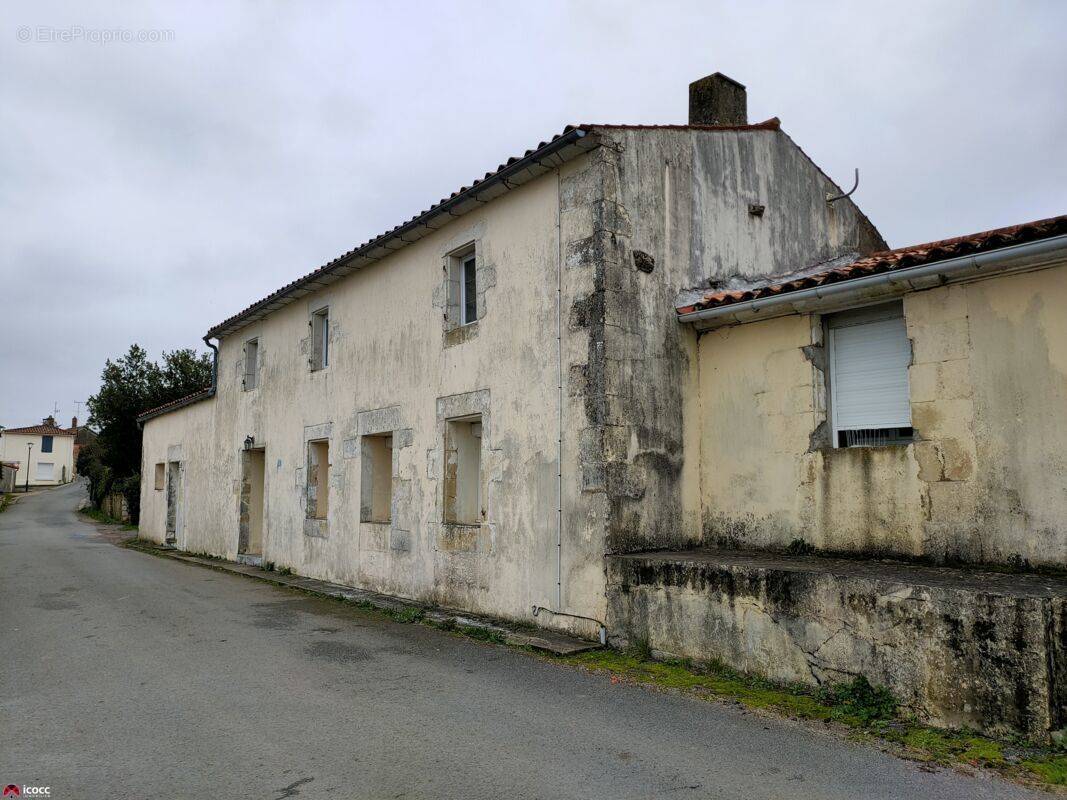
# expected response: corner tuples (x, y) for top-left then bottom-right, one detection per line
(2, 1), (1064, 428)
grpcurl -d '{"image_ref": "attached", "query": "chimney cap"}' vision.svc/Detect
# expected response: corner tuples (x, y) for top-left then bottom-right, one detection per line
(696, 71), (746, 90)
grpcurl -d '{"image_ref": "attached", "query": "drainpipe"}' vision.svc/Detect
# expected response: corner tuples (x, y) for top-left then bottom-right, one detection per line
(678, 234), (1067, 328)
(555, 171), (563, 610)
(202, 334), (219, 397)
(528, 171), (609, 649)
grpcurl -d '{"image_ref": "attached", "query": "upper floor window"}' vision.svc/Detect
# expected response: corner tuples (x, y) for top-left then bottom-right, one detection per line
(310, 307), (329, 370)
(827, 302), (913, 448)
(243, 338), (259, 390)
(41, 435), (53, 453)
(448, 244), (478, 327)
(461, 252), (477, 325)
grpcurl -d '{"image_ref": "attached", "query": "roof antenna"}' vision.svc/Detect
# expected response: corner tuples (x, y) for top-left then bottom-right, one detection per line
(826, 168), (859, 203)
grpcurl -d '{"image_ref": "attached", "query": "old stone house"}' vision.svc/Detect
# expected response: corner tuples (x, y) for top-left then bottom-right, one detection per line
(138, 73), (1066, 739)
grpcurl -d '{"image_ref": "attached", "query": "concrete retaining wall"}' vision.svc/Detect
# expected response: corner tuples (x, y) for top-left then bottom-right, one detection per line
(607, 549), (1067, 740)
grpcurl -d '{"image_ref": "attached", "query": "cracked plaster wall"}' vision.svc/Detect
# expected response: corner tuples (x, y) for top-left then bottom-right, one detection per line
(694, 265), (1067, 567)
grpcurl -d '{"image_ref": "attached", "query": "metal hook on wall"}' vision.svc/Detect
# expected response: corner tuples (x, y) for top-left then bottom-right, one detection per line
(826, 168), (859, 203)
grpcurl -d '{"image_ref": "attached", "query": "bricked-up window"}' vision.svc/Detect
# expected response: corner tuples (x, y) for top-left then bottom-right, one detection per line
(827, 302), (913, 448)
(243, 338), (259, 390)
(360, 434), (393, 523)
(444, 416), (482, 524)
(310, 307), (329, 370)
(307, 439), (330, 519)
(154, 462), (165, 491)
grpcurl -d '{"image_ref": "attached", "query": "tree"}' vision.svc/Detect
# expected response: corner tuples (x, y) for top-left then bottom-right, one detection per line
(84, 344), (211, 522)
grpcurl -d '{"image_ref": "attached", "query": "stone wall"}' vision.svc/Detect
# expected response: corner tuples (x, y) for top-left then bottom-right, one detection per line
(608, 550), (1067, 740)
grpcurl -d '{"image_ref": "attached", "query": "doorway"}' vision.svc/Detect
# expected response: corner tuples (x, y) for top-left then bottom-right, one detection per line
(239, 448), (266, 561)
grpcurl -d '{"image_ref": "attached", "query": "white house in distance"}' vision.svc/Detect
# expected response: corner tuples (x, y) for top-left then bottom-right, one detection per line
(0, 416), (76, 488)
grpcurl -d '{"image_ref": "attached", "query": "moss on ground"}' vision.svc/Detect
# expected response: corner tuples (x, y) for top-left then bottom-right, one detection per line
(559, 648), (1067, 790)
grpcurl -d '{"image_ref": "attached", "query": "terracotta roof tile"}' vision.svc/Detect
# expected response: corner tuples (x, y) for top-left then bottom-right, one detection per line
(2, 423), (74, 436)
(136, 387), (213, 423)
(677, 214), (1067, 315)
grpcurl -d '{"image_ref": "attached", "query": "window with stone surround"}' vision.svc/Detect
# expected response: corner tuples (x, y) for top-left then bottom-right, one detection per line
(154, 462), (165, 490)
(360, 433), (393, 523)
(307, 439), (330, 519)
(443, 416), (483, 525)
(310, 307), (329, 370)
(447, 244), (478, 328)
(243, 338), (259, 390)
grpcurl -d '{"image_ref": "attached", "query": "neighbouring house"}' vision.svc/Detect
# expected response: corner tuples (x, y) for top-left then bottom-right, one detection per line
(0, 416), (76, 488)
(138, 73), (1067, 739)
(66, 416), (97, 473)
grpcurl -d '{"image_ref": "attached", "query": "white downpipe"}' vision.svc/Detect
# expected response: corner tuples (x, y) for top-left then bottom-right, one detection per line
(532, 169), (609, 648)
(678, 235), (1067, 328)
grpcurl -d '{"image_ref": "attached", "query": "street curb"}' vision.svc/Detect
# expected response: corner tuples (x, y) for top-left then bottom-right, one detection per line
(122, 539), (600, 656)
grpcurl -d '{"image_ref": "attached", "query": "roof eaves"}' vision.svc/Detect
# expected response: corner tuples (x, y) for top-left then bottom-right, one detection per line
(136, 387), (214, 424)
(677, 214), (1067, 315)
(206, 125), (600, 340)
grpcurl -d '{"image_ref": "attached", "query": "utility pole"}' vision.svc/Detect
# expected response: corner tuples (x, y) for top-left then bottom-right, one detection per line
(25, 442), (33, 492)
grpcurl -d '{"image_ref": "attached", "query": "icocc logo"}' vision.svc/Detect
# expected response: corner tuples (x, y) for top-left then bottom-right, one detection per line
(3, 786), (51, 797)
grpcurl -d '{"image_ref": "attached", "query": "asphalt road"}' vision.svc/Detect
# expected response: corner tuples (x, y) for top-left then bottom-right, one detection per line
(0, 482), (1047, 799)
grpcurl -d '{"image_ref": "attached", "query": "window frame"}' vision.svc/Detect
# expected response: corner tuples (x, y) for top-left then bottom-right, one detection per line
(243, 337), (259, 390)
(310, 307), (330, 371)
(446, 242), (478, 329)
(460, 252), (477, 326)
(41, 435), (53, 453)
(154, 462), (165, 490)
(826, 301), (914, 449)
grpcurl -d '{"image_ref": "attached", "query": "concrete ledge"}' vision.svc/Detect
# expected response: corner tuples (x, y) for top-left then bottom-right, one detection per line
(607, 548), (1067, 740)
(125, 541), (598, 656)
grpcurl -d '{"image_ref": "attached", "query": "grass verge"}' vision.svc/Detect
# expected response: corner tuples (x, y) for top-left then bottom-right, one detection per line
(0, 493), (14, 513)
(558, 648), (1067, 790)
(78, 506), (138, 531)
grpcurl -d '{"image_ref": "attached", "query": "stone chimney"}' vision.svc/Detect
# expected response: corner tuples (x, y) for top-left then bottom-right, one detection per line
(44, 415), (56, 427)
(689, 72), (747, 126)
(71, 416), (78, 430)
